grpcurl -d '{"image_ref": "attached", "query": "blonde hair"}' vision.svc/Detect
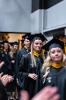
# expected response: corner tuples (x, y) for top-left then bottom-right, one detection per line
(30, 41), (45, 67)
(31, 44), (36, 67)
(62, 54), (66, 66)
(42, 51), (66, 82)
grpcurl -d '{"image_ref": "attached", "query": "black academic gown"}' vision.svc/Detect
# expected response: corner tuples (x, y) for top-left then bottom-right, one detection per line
(0, 81), (8, 100)
(42, 66), (66, 100)
(0, 51), (12, 75)
(0, 52), (15, 92)
(17, 53), (43, 98)
(15, 48), (30, 75)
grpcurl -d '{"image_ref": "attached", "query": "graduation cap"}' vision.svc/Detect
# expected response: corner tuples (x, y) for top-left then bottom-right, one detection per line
(13, 41), (18, 45)
(3, 40), (9, 44)
(29, 33), (47, 42)
(53, 33), (65, 39)
(42, 38), (64, 51)
(22, 33), (31, 43)
(9, 42), (14, 46)
(23, 33), (31, 40)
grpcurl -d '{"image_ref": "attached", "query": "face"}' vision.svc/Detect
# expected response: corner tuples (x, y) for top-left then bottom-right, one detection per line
(32, 39), (43, 52)
(4, 43), (9, 50)
(13, 45), (18, 51)
(49, 47), (63, 63)
(24, 38), (30, 48)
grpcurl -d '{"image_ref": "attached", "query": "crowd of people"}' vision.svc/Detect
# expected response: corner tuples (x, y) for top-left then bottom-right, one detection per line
(0, 33), (66, 100)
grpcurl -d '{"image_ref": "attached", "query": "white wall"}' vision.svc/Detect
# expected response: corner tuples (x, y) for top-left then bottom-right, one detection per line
(31, 9), (44, 33)
(0, 0), (31, 32)
(43, 0), (66, 32)
(1, 0), (65, 33)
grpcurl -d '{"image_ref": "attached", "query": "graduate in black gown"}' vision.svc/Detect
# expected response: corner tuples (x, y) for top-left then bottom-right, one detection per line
(42, 38), (66, 100)
(15, 33), (31, 72)
(17, 33), (47, 99)
(0, 41), (12, 75)
(0, 41), (14, 99)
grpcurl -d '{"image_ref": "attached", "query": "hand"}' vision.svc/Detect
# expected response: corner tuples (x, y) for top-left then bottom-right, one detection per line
(7, 75), (14, 83)
(11, 60), (15, 63)
(20, 90), (29, 100)
(28, 73), (38, 80)
(31, 86), (60, 100)
(0, 74), (14, 86)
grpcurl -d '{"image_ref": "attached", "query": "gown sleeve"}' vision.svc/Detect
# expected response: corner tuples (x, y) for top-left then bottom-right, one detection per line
(17, 55), (29, 89)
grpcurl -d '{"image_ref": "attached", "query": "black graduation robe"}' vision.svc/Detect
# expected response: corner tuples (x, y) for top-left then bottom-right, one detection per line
(42, 66), (66, 100)
(0, 81), (8, 100)
(0, 52), (16, 92)
(0, 52), (12, 75)
(17, 53), (43, 98)
(15, 47), (30, 75)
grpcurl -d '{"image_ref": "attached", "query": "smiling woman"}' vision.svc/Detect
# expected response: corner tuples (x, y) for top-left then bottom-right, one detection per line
(42, 38), (66, 100)
(17, 33), (47, 99)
